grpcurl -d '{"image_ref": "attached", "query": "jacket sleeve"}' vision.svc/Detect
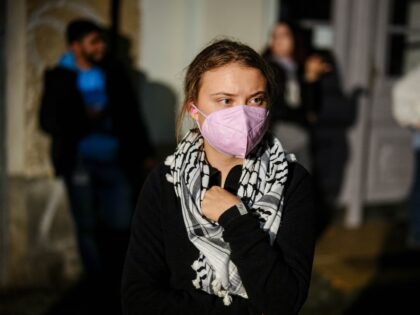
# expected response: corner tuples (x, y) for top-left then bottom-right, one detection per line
(111, 63), (155, 158)
(218, 163), (316, 315)
(392, 67), (420, 128)
(121, 166), (252, 315)
(301, 79), (322, 116)
(39, 70), (61, 135)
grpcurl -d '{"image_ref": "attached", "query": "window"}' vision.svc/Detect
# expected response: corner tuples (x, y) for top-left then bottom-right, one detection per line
(280, 0), (333, 50)
(386, 0), (420, 76)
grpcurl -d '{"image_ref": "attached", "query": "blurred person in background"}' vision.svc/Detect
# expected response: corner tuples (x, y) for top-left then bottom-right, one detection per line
(39, 19), (154, 311)
(309, 49), (358, 235)
(393, 64), (420, 249)
(122, 39), (316, 315)
(262, 20), (330, 171)
(263, 21), (332, 238)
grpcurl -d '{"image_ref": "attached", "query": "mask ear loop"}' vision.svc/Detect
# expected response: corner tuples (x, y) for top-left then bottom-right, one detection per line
(191, 104), (207, 117)
(191, 104), (207, 132)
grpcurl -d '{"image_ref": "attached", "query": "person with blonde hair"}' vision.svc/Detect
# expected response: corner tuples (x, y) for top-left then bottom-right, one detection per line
(393, 64), (420, 249)
(122, 39), (316, 315)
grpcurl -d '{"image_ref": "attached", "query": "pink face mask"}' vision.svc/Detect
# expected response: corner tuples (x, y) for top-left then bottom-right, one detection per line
(191, 104), (269, 158)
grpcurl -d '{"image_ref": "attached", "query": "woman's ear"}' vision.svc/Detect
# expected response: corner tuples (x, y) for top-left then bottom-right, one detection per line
(188, 102), (199, 121)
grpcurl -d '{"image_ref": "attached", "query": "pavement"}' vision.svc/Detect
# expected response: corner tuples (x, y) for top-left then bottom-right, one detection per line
(1, 206), (420, 315)
(302, 217), (420, 315)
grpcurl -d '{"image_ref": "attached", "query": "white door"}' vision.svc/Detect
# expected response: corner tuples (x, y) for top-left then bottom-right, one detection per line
(366, 0), (415, 203)
(333, 0), (415, 226)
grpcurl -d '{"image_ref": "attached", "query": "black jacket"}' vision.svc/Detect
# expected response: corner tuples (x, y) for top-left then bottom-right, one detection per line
(121, 161), (316, 315)
(267, 60), (321, 128)
(39, 59), (154, 190)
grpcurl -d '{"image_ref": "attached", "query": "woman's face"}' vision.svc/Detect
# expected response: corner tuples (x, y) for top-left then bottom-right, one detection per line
(270, 24), (294, 58)
(189, 62), (268, 127)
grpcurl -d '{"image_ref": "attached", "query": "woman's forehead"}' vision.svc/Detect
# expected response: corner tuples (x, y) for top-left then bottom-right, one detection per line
(200, 63), (267, 95)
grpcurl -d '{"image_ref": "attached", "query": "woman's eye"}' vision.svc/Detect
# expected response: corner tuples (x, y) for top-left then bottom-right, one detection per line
(250, 96), (265, 105)
(219, 98), (231, 105)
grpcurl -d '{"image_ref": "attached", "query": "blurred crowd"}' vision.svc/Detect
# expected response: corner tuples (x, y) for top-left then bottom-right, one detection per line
(34, 16), (386, 315)
(262, 20), (357, 236)
(38, 20), (155, 314)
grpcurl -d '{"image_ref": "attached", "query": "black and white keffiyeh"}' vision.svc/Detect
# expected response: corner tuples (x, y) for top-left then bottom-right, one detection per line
(164, 130), (290, 305)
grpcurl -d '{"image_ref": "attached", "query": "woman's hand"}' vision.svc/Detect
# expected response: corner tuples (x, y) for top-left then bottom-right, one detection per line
(201, 186), (241, 222)
(305, 54), (331, 82)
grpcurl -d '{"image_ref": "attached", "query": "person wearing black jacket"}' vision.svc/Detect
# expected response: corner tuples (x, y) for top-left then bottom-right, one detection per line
(262, 21), (330, 171)
(39, 19), (154, 303)
(122, 40), (316, 315)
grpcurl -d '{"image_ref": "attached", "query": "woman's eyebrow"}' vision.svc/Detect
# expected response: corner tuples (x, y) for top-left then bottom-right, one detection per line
(249, 91), (266, 97)
(210, 92), (237, 96)
(210, 91), (266, 97)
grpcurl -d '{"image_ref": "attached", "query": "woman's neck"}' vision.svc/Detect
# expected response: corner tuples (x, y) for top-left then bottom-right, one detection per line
(204, 141), (243, 186)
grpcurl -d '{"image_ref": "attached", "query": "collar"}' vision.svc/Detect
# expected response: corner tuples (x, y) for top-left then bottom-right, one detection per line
(208, 164), (242, 194)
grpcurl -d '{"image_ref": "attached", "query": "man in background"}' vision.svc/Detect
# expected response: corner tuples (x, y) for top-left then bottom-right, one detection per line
(39, 19), (154, 312)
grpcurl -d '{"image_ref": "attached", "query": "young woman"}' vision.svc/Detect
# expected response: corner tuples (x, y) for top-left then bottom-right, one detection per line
(122, 39), (316, 315)
(263, 21), (330, 171)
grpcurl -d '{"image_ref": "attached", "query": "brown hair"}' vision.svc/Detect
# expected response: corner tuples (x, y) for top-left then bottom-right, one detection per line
(261, 20), (307, 65)
(176, 39), (276, 141)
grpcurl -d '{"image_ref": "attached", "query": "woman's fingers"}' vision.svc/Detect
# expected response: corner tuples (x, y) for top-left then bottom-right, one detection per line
(201, 186), (241, 221)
